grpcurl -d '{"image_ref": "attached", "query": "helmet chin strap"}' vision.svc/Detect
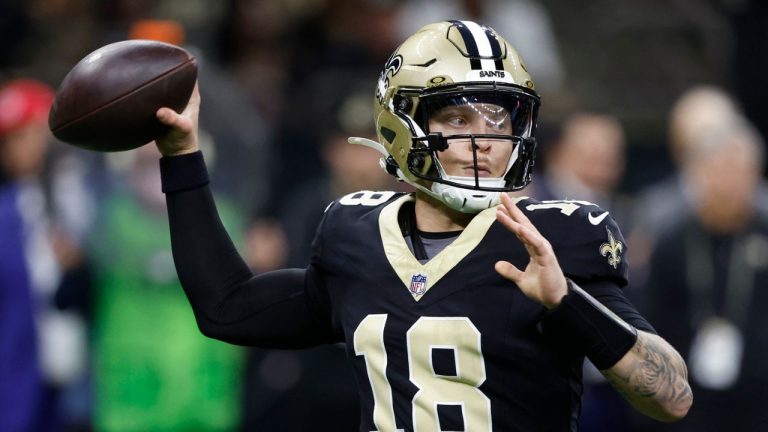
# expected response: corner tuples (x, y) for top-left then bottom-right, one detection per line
(431, 176), (503, 213)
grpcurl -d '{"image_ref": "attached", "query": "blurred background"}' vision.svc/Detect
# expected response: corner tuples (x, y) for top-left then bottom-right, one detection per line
(1, 0), (767, 431)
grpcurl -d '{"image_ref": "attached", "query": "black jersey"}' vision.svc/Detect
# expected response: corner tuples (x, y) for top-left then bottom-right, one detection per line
(301, 191), (644, 432)
(161, 152), (652, 432)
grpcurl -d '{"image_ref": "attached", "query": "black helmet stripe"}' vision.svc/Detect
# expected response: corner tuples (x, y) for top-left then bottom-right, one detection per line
(449, 20), (482, 70)
(449, 20), (504, 71)
(483, 27), (505, 70)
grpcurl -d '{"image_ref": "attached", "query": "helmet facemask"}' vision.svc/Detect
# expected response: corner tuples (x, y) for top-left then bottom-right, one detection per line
(398, 83), (539, 212)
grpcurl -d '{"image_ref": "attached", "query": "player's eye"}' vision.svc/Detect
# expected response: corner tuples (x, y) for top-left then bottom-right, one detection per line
(431, 108), (470, 129)
(446, 116), (468, 128)
(485, 114), (511, 133)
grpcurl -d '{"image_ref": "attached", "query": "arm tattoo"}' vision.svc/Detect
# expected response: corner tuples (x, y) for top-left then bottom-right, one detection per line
(603, 332), (692, 420)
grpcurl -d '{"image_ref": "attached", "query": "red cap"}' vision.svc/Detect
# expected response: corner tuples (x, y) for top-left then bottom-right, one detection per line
(0, 79), (55, 137)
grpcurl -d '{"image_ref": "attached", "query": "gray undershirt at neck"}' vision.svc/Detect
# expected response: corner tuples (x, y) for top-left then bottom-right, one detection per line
(404, 232), (461, 264)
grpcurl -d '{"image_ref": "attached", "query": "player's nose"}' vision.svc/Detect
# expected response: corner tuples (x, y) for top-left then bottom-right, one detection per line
(472, 139), (493, 153)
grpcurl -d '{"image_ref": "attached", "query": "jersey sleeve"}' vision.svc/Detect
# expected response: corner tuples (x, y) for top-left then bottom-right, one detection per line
(521, 199), (630, 287)
(574, 278), (656, 334)
(161, 151), (337, 348)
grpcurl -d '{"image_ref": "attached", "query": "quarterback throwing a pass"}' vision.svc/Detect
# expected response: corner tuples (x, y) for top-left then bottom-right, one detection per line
(155, 21), (691, 431)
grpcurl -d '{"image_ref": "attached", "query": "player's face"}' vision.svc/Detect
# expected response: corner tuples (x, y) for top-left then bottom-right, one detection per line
(428, 103), (514, 178)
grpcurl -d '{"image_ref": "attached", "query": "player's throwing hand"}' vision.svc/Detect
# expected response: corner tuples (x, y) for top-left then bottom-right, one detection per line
(155, 82), (201, 156)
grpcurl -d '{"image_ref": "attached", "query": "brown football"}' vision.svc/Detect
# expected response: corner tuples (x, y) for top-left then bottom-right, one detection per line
(48, 39), (197, 152)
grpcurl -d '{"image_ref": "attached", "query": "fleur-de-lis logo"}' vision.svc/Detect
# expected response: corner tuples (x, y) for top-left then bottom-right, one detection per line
(376, 54), (403, 105)
(600, 227), (624, 269)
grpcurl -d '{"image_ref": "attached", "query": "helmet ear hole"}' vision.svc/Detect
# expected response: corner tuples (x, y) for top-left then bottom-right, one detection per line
(393, 94), (413, 113)
(408, 152), (426, 170)
(379, 127), (397, 144)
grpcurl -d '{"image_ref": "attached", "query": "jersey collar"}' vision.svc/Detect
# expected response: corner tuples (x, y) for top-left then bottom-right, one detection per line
(379, 193), (497, 301)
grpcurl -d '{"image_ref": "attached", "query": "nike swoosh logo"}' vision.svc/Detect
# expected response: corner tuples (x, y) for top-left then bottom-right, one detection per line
(588, 211), (610, 225)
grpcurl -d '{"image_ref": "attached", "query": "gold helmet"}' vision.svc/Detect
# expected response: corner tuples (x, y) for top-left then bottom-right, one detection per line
(352, 20), (540, 213)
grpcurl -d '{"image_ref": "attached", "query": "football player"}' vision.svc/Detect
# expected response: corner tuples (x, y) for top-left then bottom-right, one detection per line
(155, 21), (691, 431)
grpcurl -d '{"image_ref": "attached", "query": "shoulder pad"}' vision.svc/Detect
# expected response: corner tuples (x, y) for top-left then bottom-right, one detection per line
(325, 190), (404, 214)
(518, 197), (629, 285)
(322, 190), (405, 228)
(333, 190), (402, 209)
(311, 190), (404, 264)
(519, 198), (609, 226)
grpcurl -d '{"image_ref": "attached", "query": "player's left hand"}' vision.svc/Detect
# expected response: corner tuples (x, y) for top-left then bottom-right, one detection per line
(494, 193), (568, 309)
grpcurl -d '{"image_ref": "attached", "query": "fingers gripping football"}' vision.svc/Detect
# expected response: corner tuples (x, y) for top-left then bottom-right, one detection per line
(155, 82), (201, 156)
(494, 193), (568, 309)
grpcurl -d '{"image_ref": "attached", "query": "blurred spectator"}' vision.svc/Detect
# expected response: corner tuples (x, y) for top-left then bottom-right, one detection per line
(532, 112), (627, 209)
(637, 118), (768, 431)
(0, 78), (91, 431)
(627, 86), (768, 283)
(644, 85), (739, 222)
(89, 145), (245, 431)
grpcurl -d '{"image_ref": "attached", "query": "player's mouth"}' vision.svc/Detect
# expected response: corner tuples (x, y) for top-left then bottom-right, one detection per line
(463, 163), (493, 177)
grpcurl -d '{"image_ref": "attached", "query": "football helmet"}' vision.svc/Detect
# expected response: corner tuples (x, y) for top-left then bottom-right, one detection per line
(351, 20), (540, 213)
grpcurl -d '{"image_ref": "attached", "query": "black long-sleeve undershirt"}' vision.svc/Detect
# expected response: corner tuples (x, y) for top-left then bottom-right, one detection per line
(161, 151), (335, 348)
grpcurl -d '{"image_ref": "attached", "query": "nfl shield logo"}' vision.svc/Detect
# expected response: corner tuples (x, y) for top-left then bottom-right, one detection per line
(409, 274), (427, 296)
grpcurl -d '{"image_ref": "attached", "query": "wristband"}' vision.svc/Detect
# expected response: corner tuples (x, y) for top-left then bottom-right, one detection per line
(160, 151), (210, 193)
(542, 279), (638, 370)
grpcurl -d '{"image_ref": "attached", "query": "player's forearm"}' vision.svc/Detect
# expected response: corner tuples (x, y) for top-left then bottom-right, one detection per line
(166, 183), (253, 313)
(602, 331), (692, 422)
(541, 280), (692, 421)
(160, 152), (328, 347)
